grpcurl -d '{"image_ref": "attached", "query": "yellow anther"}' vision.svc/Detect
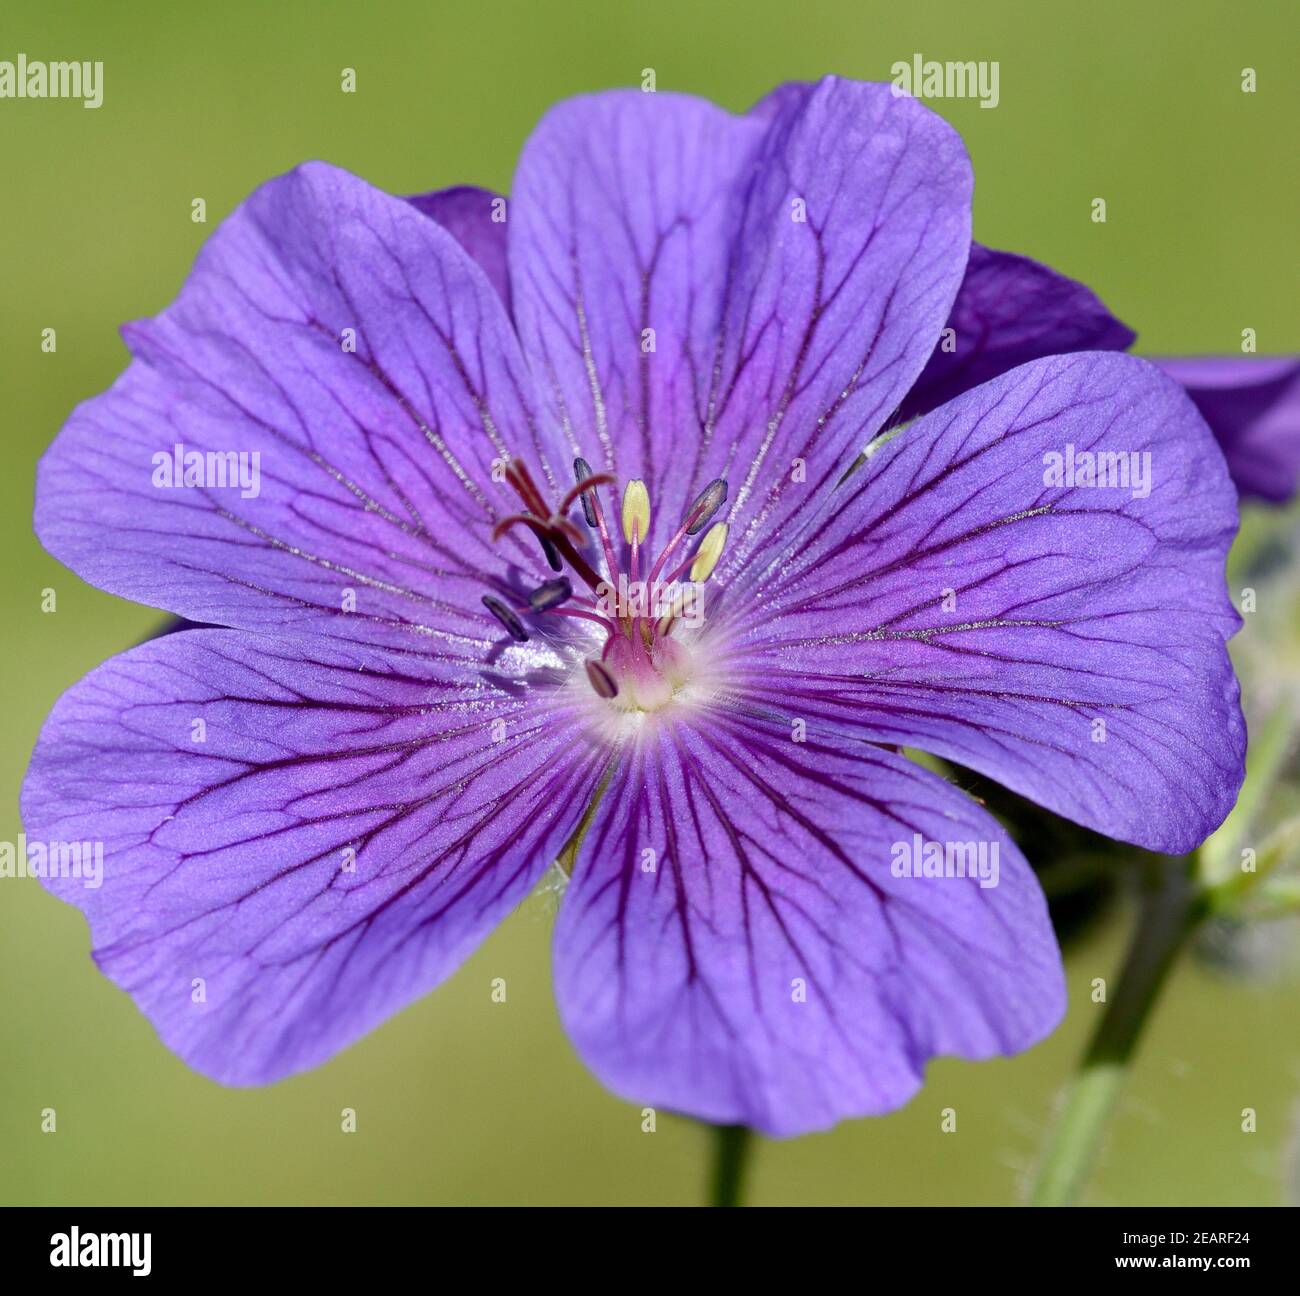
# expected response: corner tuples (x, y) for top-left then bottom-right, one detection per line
(689, 522), (728, 583)
(621, 479), (650, 544)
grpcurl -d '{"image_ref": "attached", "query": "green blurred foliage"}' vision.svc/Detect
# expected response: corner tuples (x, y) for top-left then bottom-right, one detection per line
(1, 0), (1296, 1205)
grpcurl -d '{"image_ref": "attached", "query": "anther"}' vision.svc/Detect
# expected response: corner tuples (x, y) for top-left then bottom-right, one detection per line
(689, 522), (728, 583)
(482, 594), (529, 643)
(585, 658), (619, 699)
(684, 478), (728, 534)
(528, 577), (572, 612)
(538, 532), (562, 572)
(573, 458), (598, 527)
(621, 479), (650, 545)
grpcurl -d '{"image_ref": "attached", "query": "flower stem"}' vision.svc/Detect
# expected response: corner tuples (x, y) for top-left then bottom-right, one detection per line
(1029, 854), (1207, 1206)
(708, 1124), (752, 1207)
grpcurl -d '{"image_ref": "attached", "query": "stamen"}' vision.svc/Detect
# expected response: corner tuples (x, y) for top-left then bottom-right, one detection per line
(571, 458), (599, 527)
(573, 458), (620, 585)
(684, 478), (728, 534)
(585, 658), (619, 699)
(528, 577), (572, 612)
(482, 594), (529, 643)
(539, 532), (562, 572)
(490, 512), (591, 571)
(558, 475), (617, 522)
(621, 479), (650, 545)
(689, 522), (728, 583)
(647, 475), (730, 587)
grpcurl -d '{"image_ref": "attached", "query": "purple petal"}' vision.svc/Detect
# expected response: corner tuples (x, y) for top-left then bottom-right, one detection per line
(406, 185), (511, 311)
(898, 243), (1136, 423)
(1152, 356), (1300, 503)
(553, 715), (1063, 1136)
(508, 76), (972, 561)
(746, 80), (816, 122)
(36, 162), (566, 653)
(21, 629), (606, 1084)
(723, 352), (1244, 854)
(754, 88), (1134, 427)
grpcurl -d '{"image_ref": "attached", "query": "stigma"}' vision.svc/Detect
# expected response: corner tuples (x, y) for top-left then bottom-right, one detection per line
(485, 459), (730, 712)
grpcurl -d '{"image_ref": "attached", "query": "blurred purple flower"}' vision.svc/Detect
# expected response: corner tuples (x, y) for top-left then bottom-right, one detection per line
(24, 78), (1245, 1135)
(1149, 357), (1300, 504)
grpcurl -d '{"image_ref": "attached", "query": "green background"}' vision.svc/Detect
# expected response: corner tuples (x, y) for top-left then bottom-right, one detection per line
(1, 0), (1296, 1205)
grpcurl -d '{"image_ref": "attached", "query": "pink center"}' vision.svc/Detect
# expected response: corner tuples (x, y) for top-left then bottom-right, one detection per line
(484, 460), (728, 712)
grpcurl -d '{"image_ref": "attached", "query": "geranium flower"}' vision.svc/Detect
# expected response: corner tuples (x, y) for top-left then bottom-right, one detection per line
(24, 78), (1246, 1135)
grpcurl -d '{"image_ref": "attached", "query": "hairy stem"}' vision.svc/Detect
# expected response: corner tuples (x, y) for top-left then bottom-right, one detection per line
(1029, 854), (1208, 1206)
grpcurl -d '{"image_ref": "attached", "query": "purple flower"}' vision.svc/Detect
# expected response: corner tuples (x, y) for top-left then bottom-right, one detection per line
(24, 78), (1245, 1135)
(901, 238), (1299, 506)
(1149, 357), (1300, 504)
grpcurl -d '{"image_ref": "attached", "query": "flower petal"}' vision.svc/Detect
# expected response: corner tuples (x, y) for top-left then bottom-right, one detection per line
(553, 714), (1063, 1136)
(898, 243), (1136, 422)
(725, 352), (1244, 854)
(406, 185), (511, 311)
(1152, 356), (1300, 503)
(21, 629), (607, 1083)
(509, 76), (972, 558)
(36, 162), (563, 652)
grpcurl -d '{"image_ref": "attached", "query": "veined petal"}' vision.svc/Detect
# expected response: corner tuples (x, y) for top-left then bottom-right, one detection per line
(553, 715), (1063, 1136)
(1152, 356), (1300, 503)
(406, 185), (511, 311)
(754, 90), (1134, 426)
(509, 76), (972, 560)
(725, 352), (1244, 854)
(899, 243), (1136, 422)
(21, 629), (608, 1084)
(36, 162), (563, 653)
